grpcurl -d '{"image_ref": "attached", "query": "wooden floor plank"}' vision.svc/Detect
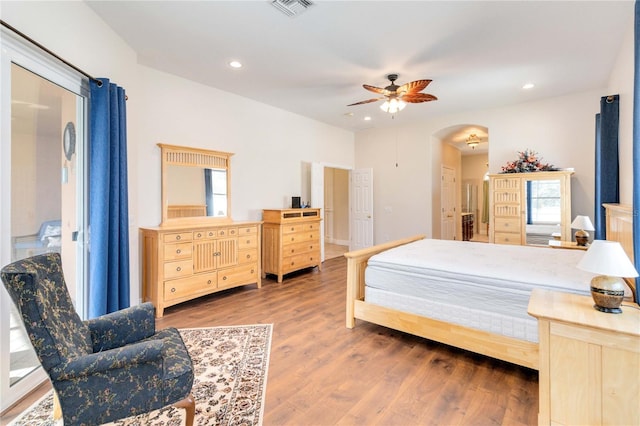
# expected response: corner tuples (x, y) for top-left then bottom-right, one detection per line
(1, 257), (539, 425)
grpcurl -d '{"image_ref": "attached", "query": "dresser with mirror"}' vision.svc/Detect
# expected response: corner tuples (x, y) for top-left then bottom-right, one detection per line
(139, 144), (261, 317)
(488, 170), (574, 246)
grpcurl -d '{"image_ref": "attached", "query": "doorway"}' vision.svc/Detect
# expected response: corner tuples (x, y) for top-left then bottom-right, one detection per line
(1, 32), (88, 412)
(324, 167), (349, 259)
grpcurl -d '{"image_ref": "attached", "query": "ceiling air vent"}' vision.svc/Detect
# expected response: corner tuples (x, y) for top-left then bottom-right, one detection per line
(271, 0), (314, 17)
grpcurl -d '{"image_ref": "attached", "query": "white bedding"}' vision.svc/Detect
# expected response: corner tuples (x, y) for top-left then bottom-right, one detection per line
(364, 239), (596, 343)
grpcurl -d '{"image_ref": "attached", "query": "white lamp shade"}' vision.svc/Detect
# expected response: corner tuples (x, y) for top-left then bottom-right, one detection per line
(571, 215), (595, 231)
(576, 240), (639, 277)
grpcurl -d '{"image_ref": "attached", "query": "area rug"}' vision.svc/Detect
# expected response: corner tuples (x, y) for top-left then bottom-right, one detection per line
(9, 324), (273, 426)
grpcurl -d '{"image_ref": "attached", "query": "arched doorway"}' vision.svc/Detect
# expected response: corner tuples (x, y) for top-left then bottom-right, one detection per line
(431, 124), (489, 241)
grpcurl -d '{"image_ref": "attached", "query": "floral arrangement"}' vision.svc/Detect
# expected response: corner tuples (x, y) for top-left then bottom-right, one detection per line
(500, 149), (557, 173)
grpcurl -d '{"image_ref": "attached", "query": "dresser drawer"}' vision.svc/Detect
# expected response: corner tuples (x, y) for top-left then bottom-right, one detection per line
(218, 264), (258, 289)
(163, 232), (193, 243)
(282, 241), (318, 256)
(283, 231), (319, 245)
(163, 242), (192, 261)
(494, 190), (521, 204)
(163, 272), (216, 301)
(217, 227), (238, 237)
(163, 259), (193, 279)
(238, 234), (258, 249)
(283, 251), (320, 273)
(238, 248), (258, 264)
(494, 218), (520, 233)
(238, 225), (258, 236)
(494, 232), (521, 245)
(193, 229), (216, 239)
(282, 222), (320, 234)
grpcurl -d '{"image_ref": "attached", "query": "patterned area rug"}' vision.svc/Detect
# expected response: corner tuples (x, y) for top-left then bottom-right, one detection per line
(9, 324), (273, 426)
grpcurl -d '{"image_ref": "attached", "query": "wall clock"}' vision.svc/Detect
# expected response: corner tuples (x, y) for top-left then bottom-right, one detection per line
(63, 121), (76, 161)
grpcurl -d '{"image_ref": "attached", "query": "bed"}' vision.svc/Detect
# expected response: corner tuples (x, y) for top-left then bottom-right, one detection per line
(345, 203), (634, 370)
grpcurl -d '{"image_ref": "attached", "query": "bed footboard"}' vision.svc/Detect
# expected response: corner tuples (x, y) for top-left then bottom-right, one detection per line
(344, 235), (425, 328)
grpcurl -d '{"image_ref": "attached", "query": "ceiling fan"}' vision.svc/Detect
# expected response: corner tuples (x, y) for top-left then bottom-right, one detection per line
(348, 74), (437, 114)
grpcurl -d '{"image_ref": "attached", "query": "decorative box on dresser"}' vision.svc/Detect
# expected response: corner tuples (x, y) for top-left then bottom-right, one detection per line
(140, 222), (261, 317)
(489, 170), (573, 245)
(528, 289), (640, 426)
(262, 208), (322, 283)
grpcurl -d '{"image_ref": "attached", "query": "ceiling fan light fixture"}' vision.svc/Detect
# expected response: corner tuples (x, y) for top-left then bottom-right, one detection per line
(380, 98), (406, 114)
(466, 134), (481, 149)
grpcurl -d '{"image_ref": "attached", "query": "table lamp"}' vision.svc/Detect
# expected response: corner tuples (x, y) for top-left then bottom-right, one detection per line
(571, 215), (595, 246)
(576, 240), (639, 313)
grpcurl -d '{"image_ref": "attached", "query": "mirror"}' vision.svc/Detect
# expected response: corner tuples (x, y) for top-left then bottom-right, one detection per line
(159, 144), (233, 225)
(524, 179), (562, 245)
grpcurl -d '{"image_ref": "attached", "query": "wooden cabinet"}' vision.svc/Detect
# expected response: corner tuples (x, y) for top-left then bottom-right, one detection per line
(528, 289), (640, 425)
(140, 221), (261, 317)
(262, 208), (322, 283)
(489, 171), (573, 245)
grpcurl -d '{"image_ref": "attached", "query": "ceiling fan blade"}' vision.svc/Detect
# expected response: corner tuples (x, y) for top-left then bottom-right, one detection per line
(347, 98), (382, 106)
(400, 93), (438, 103)
(363, 84), (390, 95)
(397, 79), (432, 95)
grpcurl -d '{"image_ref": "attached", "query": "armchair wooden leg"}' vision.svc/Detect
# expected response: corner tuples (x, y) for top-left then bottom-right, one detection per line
(53, 391), (62, 421)
(173, 394), (195, 426)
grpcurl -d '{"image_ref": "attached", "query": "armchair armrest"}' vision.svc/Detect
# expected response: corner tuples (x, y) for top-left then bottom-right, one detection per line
(49, 340), (164, 381)
(85, 302), (156, 352)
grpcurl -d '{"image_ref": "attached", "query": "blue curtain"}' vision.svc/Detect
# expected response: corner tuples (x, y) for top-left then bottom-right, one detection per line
(633, 0), (640, 304)
(594, 95), (620, 240)
(526, 180), (532, 225)
(88, 79), (130, 318)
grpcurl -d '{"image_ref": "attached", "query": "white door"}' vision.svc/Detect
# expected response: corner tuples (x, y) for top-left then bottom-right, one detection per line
(350, 168), (373, 250)
(1, 29), (88, 411)
(441, 166), (456, 240)
(310, 162), (325, 261)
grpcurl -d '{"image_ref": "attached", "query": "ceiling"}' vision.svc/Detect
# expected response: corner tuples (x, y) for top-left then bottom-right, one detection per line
(86, 1), (632, 138)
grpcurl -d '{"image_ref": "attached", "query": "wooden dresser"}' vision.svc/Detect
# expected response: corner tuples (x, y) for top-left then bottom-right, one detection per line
(140, 221), (261, 317)
(529, 289), (640, 425)
(262, 208), (322, 283)
(489, 171), (573, 245)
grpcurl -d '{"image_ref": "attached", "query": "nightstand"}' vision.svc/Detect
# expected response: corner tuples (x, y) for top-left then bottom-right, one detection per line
(548, 240), (588, 250)
(528, 289), (640, 425)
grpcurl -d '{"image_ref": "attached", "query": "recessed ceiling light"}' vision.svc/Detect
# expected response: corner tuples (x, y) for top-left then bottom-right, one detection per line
(229, 61), (243, 69)
(522, 83), (535, 90)
(364, 116), (372, 121)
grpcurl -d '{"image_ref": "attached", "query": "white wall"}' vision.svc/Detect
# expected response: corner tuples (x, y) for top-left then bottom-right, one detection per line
(1, 2), (355, 305)
(356, 89), (605, 243)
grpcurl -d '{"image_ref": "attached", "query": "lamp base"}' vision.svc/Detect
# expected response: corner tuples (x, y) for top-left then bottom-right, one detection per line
(592, 304), (623, 314)
(575, 229), (589, 246)
(590, 275), (625, 314)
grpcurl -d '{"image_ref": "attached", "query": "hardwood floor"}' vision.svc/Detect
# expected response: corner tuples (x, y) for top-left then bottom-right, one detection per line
(1, 257), (539, 425)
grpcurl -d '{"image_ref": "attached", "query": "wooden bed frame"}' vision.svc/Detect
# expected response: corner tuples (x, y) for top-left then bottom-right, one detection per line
(345, 204), (634, 371)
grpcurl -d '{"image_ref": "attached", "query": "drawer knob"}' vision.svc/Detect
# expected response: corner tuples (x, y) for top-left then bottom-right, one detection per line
(223, 276), (227, 280)
(176, 235), (181, 241)
(197, 233), (202, 237)
(230, 230), (236, 235)
(209, 232), (214, 236)
(246, 254), (251, 259)
(176, 249), (181, 254)
(207, 280), (212, 285)
(246, 240), (250, 244)
(251, 269), (255, 274)
(176, 266), (182, 272)
(290, 227), (295, 231)
(171, 287), (176, 293)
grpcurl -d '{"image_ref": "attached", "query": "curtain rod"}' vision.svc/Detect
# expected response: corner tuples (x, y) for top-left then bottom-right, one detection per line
(1, 19), (103, 87)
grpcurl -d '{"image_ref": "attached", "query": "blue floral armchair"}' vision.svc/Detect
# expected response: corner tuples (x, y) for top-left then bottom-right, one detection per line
(1, 253), (195, 425)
